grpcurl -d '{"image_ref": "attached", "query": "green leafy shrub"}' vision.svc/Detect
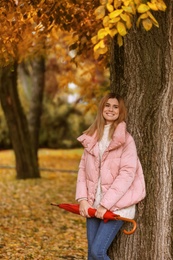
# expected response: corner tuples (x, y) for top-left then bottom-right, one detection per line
(39, 98), (95, 149)
(0, 97), (96, 149)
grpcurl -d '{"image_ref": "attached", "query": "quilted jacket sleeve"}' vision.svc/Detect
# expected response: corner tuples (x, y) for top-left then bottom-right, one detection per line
(75, 152), (88, 201)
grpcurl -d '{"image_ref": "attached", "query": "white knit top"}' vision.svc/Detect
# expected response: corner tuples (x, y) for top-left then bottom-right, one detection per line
(93, 124), (135, 219)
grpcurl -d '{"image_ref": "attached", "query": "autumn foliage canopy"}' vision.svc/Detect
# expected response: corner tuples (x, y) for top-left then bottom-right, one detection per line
(0, 0), (166, 66)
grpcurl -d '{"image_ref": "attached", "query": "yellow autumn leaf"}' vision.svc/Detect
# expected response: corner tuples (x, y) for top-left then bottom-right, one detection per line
(109, 17), (120, 24)
(103, 16), (110, 27)
(99, 39), (106, 48)
(94, 40), (108, 55)
(136, 18), (143, 28)
(136, 13), (148, 27)
(97, 28), (108, 39)
(122, 6), (134, 14)
(91, 35), (99, 45)
(108, 0), (113, 4)
(142, 18), (153, 31)
(120, 13), (129, 22)
(106, 3), (114, 12)
(94, 42), (101, 52)
(98, 46), (108, 54)
(139, 12), (149, 19)
(109, 9), (123, 19)
(131, 1), (136, 14)
(108, 28), (118, 37)
(126, 16), (132, 29)
(94, 6), (106, 20)
(114, 0), (122, 8)
(123, 0), (132, 7)
(105, 27), (111, 33)
(137, 4), (150, 13)
(109, 23), (114, 29)
(147, 11), (159, 27)
(147, 2), (158, 11)
(134, 0), (141, 4)
(117, 34), (123, 46)
(117, 21), (127, 36)
(156, 2), (167, 11)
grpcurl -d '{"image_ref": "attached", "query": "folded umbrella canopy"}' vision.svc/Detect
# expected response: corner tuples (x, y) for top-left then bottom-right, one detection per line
(51, 203), (136, 235)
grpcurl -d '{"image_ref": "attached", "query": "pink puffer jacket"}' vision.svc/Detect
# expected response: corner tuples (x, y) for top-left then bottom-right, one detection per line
(75, 122), (146, 211)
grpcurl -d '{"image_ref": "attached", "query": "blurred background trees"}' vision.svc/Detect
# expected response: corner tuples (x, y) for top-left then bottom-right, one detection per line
(0, 27), (109, 150)
(0, 0), (110, 178)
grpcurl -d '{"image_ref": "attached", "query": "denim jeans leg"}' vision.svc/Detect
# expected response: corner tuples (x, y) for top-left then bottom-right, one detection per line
(87, 218), (101, 260)
(87, 218), (124, 260)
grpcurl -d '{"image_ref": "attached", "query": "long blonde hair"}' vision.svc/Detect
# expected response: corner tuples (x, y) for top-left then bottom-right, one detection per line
(84, 93), (127, 140)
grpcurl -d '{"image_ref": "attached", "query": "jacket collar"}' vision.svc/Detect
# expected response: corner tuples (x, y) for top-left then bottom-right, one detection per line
(109, 121), (126, 150)
(77, 131), (97, 154)
(77, 121), (127, 153)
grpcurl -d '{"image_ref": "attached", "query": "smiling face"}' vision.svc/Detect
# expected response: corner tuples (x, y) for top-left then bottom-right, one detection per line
(102, 98), (119, 124)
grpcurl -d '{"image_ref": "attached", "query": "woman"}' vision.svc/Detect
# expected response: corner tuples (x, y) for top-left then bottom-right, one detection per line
(75, 93), (146, 260)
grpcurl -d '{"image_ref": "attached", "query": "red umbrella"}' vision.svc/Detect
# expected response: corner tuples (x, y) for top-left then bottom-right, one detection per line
(51, 203), (136, 235)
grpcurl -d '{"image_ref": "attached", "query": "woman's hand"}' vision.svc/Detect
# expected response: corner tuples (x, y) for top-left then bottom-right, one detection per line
(95, 205), (107, 219)
(79, 200), (91, 218)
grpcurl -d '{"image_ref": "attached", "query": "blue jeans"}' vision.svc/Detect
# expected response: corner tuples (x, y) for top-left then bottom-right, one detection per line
(87, 218), (124, 260)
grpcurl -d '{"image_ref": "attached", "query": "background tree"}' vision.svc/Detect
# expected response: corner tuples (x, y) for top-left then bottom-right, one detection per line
(28, 56), (45, 155)
(0, 0), (68, 179)
(0, 0), (52, 179)
(0, 63), (40, 179)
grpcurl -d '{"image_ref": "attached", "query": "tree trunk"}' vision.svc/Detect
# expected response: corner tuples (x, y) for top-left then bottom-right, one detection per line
(18, 56), (45, 155)
(109, 1), (173, 259)
(28, 57), (45, 154)
(0, 62), (40, 179)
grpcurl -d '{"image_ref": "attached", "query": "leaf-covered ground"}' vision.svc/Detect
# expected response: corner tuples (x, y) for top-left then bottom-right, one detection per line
(0, 149), (87, 260)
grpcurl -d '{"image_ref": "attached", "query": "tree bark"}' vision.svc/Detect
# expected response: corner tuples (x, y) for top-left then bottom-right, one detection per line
(28, 56), (45, 154)
(0, 62), (40, 179)
(109, 1), (173, 259)
(18, 56), (45, 155)
(109, 41), (125, 95)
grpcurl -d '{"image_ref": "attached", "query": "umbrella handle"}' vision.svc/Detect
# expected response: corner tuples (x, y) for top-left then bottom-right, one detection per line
(117, 217), (137, 235)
